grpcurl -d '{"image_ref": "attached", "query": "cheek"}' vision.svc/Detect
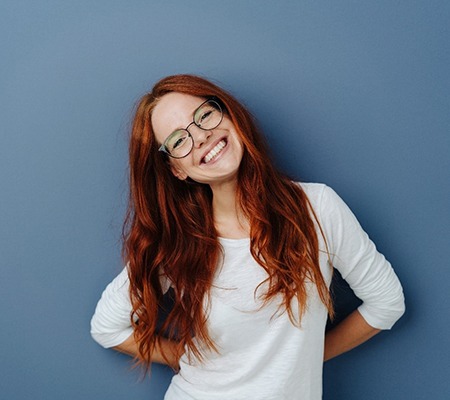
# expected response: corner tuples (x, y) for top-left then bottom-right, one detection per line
(170, 158), (189, 170)
(169, 159), (189, 179)
(230, 128), (244, 148)
(232, 134), (245, 156)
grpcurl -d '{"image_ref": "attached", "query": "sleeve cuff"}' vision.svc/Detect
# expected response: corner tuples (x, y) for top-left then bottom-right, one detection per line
(91, 328), (134, 349)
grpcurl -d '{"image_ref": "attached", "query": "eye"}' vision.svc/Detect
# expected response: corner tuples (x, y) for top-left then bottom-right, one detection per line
(197, 109), (213, 127)
(172, 136), (187, 149)
(166, 130), (189, 152)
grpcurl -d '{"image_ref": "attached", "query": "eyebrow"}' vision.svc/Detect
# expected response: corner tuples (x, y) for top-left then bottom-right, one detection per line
(166, 101), (203, 138)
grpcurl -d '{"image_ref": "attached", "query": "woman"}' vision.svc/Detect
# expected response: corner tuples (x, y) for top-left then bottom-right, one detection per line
(91, 74), (405, 399)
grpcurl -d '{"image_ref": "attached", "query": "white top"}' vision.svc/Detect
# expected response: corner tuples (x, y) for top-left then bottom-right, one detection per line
(91, 183), (405, 400)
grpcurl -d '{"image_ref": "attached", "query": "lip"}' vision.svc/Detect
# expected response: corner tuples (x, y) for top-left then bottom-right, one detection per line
(199, 136), (228, 165)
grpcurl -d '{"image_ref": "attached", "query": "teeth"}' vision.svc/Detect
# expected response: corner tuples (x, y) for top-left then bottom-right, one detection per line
(204, 140), (226, 163)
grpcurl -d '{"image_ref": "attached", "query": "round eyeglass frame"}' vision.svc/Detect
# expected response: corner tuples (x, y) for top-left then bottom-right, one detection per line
(158, 98), (223, 159)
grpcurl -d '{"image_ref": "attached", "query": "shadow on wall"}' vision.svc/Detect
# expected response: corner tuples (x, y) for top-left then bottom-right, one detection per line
(326, 269), (362, 331)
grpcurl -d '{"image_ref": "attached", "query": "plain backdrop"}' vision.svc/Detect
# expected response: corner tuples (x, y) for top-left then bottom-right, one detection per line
(1, 1), (449, 399)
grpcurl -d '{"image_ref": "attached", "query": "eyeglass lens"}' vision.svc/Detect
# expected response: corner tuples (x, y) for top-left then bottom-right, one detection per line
(164, 99), (222, 158)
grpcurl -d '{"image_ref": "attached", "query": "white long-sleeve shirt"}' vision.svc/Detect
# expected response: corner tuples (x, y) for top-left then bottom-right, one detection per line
(91, 183), (405, 399)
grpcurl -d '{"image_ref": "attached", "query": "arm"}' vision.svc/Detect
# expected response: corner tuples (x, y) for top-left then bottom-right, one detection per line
(91, 267), (179, 369)
(324, 309), (380, 361)
(318, 186), (405, 357)
(114, 334), (180, 370)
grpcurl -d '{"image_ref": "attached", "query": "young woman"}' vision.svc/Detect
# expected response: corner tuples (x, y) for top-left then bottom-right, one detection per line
(91, 74), (405, 399)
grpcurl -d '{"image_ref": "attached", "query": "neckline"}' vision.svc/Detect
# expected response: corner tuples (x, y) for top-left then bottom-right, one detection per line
(218, 236), (250, 247)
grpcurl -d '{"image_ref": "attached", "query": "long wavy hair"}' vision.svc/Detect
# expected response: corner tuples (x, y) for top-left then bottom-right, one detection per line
(122, 74), (333, 370)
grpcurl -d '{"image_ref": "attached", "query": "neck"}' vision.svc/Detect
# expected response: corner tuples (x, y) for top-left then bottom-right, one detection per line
(210, 179), (238, 215)
(210, 180), (249, 239)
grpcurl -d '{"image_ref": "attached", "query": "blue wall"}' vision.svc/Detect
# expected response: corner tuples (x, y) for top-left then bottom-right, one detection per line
(1, 1), (449, 399)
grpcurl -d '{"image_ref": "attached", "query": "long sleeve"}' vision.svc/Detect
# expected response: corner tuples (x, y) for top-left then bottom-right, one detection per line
(90, 267), (134, 348)
(318, 185), (405, 329)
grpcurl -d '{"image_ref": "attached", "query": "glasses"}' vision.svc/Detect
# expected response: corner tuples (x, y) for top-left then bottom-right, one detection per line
(158, 99), (223, 159)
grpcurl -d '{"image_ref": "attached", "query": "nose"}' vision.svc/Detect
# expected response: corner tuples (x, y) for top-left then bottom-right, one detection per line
(189, 125), (213, 148)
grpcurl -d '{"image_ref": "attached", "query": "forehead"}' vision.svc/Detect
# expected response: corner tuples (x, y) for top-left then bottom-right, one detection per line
(151, 92), (205, 143)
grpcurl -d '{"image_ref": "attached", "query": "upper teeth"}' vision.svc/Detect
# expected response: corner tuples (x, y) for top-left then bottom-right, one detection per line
(204, 140), (226, 163)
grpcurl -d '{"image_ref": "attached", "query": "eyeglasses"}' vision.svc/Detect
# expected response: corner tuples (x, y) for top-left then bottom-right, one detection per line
(158, 99), (223, 159)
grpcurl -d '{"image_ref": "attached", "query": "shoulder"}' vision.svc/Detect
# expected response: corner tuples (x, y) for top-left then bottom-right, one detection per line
(103, 266), (130, 293)
(297, 182), (333, 212)
(296, 182), (353, 226)
(297, 182), (327, 201)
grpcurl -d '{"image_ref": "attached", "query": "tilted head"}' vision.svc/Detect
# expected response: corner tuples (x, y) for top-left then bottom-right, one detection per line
(129, 74), (271, 191)
(152, 91), (244, 186)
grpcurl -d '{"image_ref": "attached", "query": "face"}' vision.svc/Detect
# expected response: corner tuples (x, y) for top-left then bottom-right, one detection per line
(152, 92), (244, 187)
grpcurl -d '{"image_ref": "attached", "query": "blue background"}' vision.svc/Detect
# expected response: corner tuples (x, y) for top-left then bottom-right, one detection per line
(1, 1), (449, 399)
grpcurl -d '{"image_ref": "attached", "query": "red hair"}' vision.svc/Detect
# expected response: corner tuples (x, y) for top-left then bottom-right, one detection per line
(122, 74), (333, 369)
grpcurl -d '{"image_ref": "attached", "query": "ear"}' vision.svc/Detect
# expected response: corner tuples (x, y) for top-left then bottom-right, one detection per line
(170, 164), (188, 181)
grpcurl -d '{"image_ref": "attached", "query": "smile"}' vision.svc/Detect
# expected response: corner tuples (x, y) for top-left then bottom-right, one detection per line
(203, 140), (227, 164)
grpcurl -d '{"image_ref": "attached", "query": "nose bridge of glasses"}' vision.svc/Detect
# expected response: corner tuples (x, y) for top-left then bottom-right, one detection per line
(187, 121), (212, 146)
